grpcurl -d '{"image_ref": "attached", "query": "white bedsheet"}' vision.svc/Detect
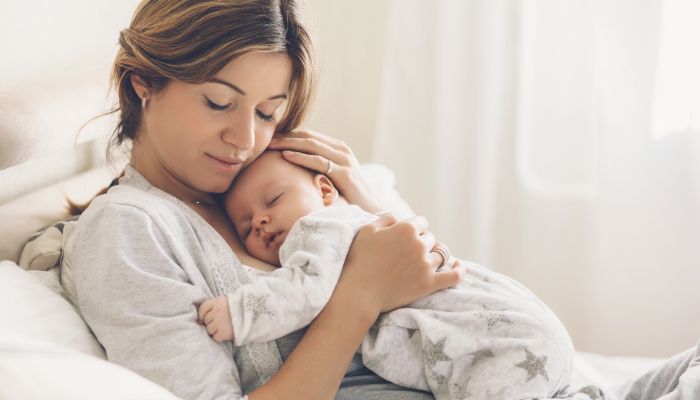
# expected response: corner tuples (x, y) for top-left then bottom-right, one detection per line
(573, 351), (663, 390)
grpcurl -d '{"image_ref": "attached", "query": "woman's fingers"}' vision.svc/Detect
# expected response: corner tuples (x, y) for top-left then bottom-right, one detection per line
(429, 242), (451, 270)
(428, 247), (445, 268)
(372, 213), (400, 229)
(432, 259), (464, 291)
(403, 215), (429, 236)
(279, 150), (341, 175)
(270, 138), (349, 168)
(419, 231), (437, 253)
(272, 129), (347, 152)
(271, 136), (345, 161)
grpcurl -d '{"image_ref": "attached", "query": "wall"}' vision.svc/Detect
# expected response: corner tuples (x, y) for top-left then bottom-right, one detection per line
(0, 0), (140, 202)
(303, 0), (389, 162)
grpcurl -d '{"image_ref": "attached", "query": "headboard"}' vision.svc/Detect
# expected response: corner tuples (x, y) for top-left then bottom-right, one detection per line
(0, 1), (140, 260)
(0, 0), (140, 202)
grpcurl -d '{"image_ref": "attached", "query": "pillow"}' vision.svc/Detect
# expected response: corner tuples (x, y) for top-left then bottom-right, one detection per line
(20, 217), (78, 270)
(0, 165), (115, 263)
(0, 260), (105, 359)
(0, 335), (179, 400)
(361, 163), (415, 218)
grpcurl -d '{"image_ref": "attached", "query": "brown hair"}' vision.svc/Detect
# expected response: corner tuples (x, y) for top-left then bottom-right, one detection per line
(70, 0), (317, 214)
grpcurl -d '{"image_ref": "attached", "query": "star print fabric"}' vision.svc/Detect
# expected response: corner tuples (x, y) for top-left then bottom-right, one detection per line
(225, 209), (356, 346)
(225, 205), (578, 399)
(361, 258), (577, 400)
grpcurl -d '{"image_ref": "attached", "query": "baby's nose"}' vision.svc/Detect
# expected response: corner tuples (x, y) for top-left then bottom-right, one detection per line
(252, 214), (270, 230)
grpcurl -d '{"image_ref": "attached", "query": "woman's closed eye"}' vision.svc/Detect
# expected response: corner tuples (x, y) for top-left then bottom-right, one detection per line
(256, 109), (275, 122)
(204, 96), (275, 122)
(204, 96), (231, 111)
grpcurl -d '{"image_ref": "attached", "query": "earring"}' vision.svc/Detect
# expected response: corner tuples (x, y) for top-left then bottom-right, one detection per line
(141, 96), (147, 109)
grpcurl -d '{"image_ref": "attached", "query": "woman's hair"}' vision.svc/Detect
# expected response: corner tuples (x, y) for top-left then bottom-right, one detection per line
(109, 0), (316, 158)
(69, 0), (317, 215)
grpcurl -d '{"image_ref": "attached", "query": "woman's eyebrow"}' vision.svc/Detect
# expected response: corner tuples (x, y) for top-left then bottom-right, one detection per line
(209, 78), (287, 100)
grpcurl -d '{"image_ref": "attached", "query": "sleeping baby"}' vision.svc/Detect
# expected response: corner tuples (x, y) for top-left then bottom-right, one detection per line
(198, 150), (576, 400)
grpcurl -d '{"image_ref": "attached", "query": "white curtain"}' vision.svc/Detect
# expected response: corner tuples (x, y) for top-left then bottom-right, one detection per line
(374, 0), (700, 357)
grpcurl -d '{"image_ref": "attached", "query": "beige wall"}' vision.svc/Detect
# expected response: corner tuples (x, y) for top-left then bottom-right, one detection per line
(303, 0), (390, 162)
(0, 1), (139, 202)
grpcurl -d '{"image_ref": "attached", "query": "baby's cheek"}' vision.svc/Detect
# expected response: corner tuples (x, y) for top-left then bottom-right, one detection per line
(245, 237), (256, 254)
(247, 238), (265, 259)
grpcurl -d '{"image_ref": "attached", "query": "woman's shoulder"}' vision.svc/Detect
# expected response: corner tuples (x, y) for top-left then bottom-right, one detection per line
(79, 183), (176, 225)
(80, 164), (187, 225)
(68, 175), (194, 251)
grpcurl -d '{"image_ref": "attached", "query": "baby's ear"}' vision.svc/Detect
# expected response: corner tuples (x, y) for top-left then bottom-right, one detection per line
(314, 174), (338, 206)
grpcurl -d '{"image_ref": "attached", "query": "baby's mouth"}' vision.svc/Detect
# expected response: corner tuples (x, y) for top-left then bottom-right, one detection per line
(263, 231), (280, 248)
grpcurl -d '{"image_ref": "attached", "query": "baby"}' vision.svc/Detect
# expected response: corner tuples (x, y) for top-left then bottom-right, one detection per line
(199, 150), (576, 400)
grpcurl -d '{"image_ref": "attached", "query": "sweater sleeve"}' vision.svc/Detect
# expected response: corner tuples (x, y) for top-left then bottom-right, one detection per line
(62, 201), (245, 400)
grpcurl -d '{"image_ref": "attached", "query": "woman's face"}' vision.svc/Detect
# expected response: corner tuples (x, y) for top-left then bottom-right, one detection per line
(134, 51), (293, 194)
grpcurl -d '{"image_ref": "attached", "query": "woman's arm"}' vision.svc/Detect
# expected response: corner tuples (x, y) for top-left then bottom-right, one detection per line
(249, 279), (376, 399)
(248, 214), (463, 400)
(63, 202), (245, 400)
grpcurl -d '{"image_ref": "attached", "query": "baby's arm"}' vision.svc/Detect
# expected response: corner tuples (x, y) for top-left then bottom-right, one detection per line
(200, 213), (360, 346)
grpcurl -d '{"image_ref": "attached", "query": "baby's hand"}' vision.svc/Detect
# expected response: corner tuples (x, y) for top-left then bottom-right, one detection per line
(198, 296), (234, 343)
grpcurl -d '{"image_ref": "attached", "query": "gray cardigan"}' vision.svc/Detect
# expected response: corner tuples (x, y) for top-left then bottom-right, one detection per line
(61, 165), (282, 399)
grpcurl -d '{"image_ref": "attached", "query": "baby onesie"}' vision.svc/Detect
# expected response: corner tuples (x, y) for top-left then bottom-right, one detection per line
(226, 205), (576, 400)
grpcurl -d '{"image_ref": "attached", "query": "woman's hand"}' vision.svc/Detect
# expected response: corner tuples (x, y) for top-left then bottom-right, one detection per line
(337, 214), (463, 317)
(268, 129), (383, 213)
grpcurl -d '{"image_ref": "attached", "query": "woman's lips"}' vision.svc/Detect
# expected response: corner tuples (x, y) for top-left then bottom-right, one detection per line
(206, 153), (243, 172)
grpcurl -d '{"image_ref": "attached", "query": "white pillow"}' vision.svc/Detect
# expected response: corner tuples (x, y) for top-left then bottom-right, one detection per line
(0, 260), (105, 359)
(0, 335), (179, 400)
(0, 166), (115, 263)
(0, 262), (179, 399)
(362, 163), (415, 218)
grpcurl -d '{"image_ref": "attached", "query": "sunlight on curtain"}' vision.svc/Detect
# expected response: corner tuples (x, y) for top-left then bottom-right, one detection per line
(651, 0), (700, 139)
(374, 0), (700, 357)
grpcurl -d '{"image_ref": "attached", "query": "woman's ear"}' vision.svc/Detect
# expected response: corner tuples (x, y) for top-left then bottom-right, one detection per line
(314, 174), (338, 206)
(130, 74), (150, 100)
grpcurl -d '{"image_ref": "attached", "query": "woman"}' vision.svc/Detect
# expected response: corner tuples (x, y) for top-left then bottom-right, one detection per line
(60, 1), (461, 399)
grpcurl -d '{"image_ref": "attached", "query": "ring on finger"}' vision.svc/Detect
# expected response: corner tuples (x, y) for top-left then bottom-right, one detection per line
(430, 245), (450, 269)
(325, 159), (334, 175)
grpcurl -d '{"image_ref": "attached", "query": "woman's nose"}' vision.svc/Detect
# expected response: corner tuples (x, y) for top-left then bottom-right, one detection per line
(222, 109), (255, 151)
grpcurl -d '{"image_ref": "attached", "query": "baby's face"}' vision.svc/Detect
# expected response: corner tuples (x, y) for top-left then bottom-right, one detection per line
(225, 151), (327, 266)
